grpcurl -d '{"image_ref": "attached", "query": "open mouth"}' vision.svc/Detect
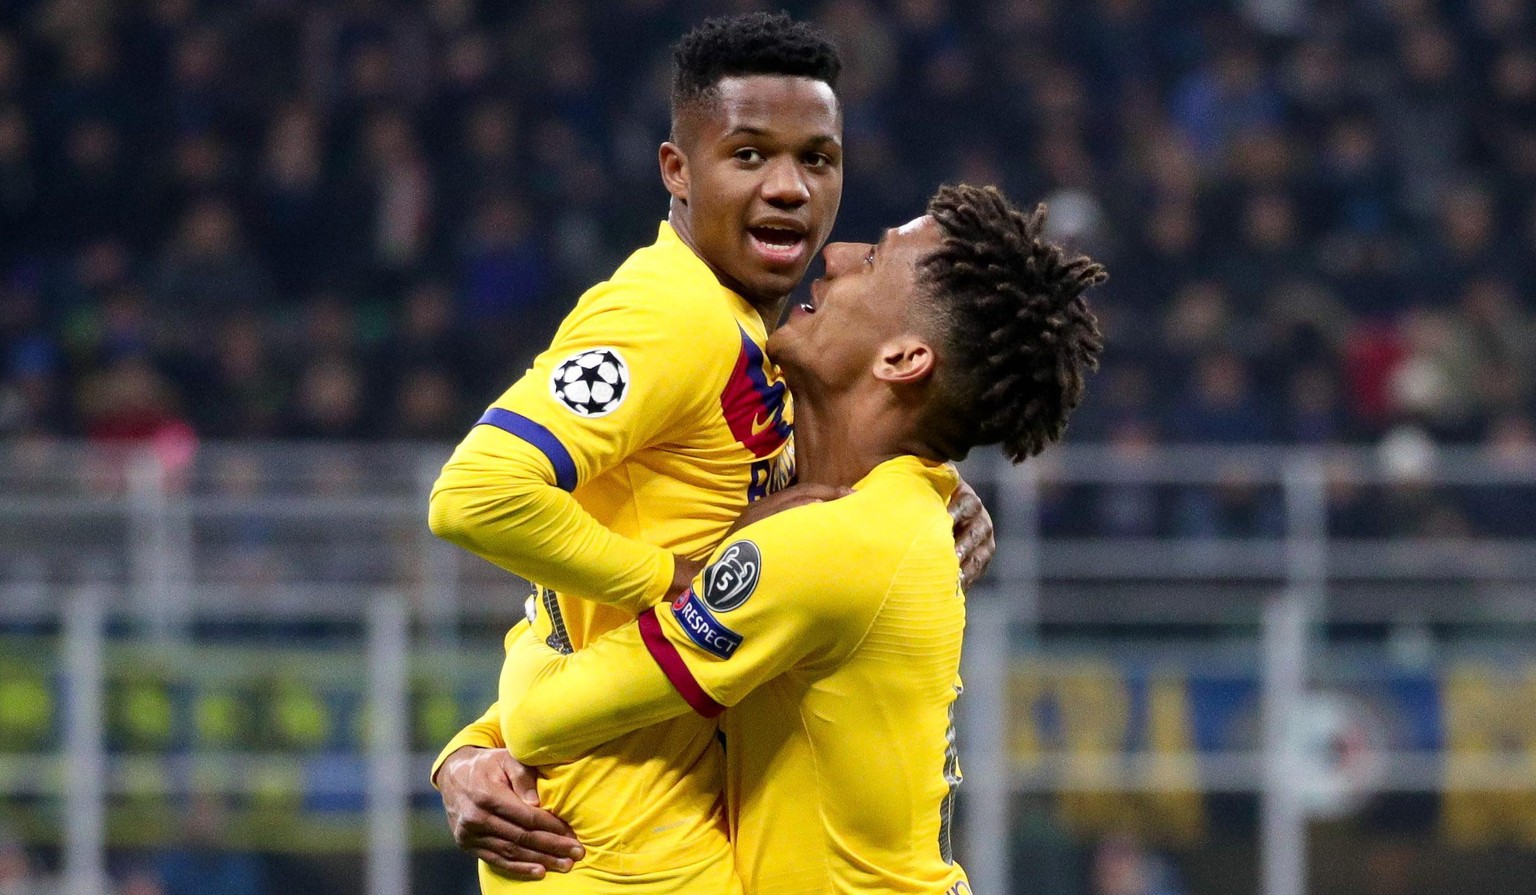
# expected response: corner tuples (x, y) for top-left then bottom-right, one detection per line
(748, 225), (808, 265)
(792, 279), (823, 317)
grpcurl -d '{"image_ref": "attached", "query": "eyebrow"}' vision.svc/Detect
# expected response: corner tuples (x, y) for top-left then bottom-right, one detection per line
(874, 229), (891, 259)
(724, 126), (840, 148)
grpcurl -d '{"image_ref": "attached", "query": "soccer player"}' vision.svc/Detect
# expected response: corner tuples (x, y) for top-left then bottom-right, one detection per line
(426, 13), (994, 892)
(496, 184), (1105, 894)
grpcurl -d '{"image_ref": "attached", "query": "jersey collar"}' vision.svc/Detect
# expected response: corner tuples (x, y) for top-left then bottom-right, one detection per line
(656, 221), (765, 329)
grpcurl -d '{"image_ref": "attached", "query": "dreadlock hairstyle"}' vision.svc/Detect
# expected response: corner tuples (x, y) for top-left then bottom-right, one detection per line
(670, 12), (841, 119)
(920, 184), (1106, 464)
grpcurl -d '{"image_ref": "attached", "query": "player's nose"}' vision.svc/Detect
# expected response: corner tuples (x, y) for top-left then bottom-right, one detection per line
(759, 158), (810, 207)
(821, 242), (864, 278)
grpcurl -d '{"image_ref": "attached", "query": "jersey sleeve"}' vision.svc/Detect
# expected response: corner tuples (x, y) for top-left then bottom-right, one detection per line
(429, 702), (504, 788)
(428, 284), (728, 613)
(493, 285), (723, 482)
(499, 622), (691, 766)
(645, 502), (894, 711)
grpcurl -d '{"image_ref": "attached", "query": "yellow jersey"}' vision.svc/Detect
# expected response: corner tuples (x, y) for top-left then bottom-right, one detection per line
(500, 456), (971, 895)
(429, 221), (793, 889)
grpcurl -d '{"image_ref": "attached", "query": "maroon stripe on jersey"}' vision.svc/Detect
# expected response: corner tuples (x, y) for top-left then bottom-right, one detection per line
(639, 608), (725, 718)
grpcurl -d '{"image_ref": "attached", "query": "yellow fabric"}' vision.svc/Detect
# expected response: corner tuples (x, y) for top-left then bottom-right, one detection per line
(430, 427), (676, 617)
(478, 838), (743, 895)
(502, 623), (685, 767)
(501, 456), (971, 895)
(428, 221), (793, 883)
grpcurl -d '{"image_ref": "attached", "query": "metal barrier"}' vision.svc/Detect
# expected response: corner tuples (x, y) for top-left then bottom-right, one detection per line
(957, 444), (1536, 895)
(2, 441), (1533, 895)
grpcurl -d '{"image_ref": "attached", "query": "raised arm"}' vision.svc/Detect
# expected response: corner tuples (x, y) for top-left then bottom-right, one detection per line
(429, 295), (725, 615)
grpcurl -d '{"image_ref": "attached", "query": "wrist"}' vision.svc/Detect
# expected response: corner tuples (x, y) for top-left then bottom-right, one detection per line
(434, 744), (488, 788)
(669, 554), (703, 598)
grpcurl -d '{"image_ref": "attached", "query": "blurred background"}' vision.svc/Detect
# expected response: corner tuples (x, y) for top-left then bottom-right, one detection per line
(1, 0), (1534, 893)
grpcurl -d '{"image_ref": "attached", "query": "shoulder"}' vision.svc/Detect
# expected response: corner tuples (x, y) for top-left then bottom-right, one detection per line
(718, 491), (924, 615)
(579, 228), (736, 332)
(572, 276), (734, 341)
(554, 273), (739, 383)
(534, 246), (741, 410)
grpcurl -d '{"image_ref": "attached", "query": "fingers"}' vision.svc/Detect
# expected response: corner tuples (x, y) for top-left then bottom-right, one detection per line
(954, 519), (992, 565)
(959, 534), (995, 588)
(948, 483), (981, 524)
(457, 808), (583, 864)
(774, 484), (853, 513)
(949, 479), (996, 587)
(729, 483), (854, 534)
(472, 846), (574, 879)
(503, 758), (541, 806)
(492, 755), (579, 839)
(477, 798), (581, 844)
(473, 850), (547, 881)
(774, 493), (833, 512)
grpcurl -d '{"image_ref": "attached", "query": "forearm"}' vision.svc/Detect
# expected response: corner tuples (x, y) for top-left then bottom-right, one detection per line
(499, 623), (689, 766)
(429, 429), (676, 614)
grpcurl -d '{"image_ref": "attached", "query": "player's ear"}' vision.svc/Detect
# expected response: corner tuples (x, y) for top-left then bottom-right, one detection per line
(659, 142), (689, 204)
(873, 336), (935, 386)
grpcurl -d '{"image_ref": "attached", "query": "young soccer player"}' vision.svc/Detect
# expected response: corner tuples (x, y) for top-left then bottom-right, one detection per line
(496, 184), (1105, 894)
(426, 13), (994, 891)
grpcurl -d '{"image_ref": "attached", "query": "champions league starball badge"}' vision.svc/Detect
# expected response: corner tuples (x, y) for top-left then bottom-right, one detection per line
(550, 347), (630, 417)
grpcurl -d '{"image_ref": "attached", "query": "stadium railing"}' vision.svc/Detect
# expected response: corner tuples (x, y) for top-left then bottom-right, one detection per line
(1, 441), (1533, 895)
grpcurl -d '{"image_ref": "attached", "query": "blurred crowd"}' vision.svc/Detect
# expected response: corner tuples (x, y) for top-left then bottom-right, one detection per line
(0, 0), (1534, 453)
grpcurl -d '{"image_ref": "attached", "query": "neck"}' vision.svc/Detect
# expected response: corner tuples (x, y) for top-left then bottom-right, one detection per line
(667, 200), (786, 325)
(790, 379), (939, 488)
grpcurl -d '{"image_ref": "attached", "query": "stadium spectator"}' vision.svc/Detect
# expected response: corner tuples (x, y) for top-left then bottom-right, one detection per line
(150, 793), (265, 895)
(0, 830), (56, 895)
(1090, 831), (1186, 895)
(0, 0), (1528, 453)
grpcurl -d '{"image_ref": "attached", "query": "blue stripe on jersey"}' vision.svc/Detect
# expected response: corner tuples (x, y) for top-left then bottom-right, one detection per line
(476, 408), (579, 491)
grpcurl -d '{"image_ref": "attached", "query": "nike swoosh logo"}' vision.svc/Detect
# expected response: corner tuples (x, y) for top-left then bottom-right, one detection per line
(750, 409), (780, 436)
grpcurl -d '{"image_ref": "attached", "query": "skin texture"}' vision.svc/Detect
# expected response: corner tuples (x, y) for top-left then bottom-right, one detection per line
(771, 217), (945, 405)
(436, 745), (581, 879)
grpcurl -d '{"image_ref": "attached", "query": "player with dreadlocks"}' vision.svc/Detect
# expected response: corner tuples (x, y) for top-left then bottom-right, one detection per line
(426, 13), (997, 893)
(492, 184), (1104, 894)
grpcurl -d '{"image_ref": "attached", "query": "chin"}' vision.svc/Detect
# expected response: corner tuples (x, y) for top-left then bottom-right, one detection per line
(765, 328), (796, 365)
(752, 273), (802, 304)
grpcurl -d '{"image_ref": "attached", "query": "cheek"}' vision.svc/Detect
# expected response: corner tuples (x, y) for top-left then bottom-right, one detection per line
(813, 174), (843, 213)
(691, 167), (737, 213)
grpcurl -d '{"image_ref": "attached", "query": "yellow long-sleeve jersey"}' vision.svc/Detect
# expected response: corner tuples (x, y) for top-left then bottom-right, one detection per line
(428, 221), (792, 890)
(499, 456), (971, 895)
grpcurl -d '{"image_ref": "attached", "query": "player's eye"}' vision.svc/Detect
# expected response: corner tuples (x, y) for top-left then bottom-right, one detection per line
(865, 246), (876, 267)
(734, 148), (765, 164)
(803, 152), (831, 169)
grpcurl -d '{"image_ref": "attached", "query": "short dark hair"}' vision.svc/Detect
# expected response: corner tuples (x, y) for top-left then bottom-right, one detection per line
(920, 184), (1106, 463)
(670, 12), (841, 115)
